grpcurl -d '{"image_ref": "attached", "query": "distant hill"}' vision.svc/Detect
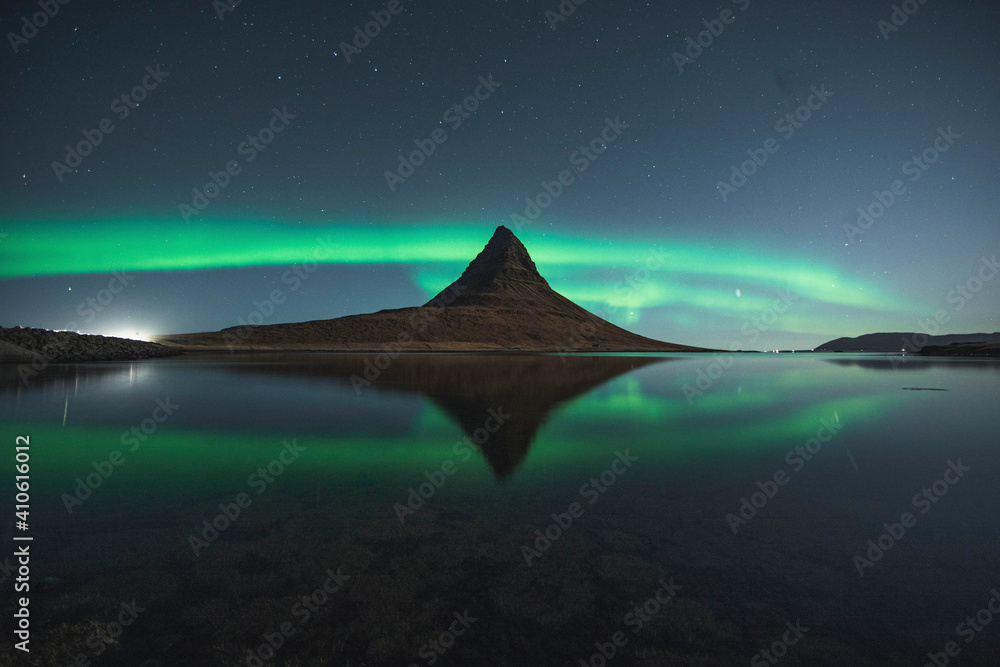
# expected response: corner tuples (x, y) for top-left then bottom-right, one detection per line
(815, 332), (1000, 353)
(156, 226), (706, 353)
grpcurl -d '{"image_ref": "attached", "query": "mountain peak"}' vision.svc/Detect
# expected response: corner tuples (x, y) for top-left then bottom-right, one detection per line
(476, 225), (543, 276)
(160, 225), (702, 352)
(425, 226), (550, 307)
(487, 225), (520, 246)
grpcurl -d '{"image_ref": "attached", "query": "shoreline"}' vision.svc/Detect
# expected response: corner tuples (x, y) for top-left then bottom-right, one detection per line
(5, 325), (1000, 364)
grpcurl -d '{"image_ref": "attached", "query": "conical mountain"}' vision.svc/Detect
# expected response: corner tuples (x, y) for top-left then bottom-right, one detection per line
(425, 225), (550, 307)
(157, 226), (706, 352)
(424, 226), (627, 326)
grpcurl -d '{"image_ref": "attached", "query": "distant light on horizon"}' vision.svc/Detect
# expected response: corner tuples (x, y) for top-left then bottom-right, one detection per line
(103, 330), (150, 342)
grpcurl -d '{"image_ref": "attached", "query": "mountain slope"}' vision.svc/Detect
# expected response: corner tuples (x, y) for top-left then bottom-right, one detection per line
(156, 226), (704, 352)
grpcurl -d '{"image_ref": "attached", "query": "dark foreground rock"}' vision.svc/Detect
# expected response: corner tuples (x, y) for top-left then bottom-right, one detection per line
(0, 326), (183, 363)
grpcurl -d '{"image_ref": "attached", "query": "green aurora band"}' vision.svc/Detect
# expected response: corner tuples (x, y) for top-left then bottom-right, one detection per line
(1, 218), (912, 330)
(3, 370), (898, 496)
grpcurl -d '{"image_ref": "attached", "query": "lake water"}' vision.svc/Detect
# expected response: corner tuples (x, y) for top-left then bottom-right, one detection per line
(2, 353), (999, 666)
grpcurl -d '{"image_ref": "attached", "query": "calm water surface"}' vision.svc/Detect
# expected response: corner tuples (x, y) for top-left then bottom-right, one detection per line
(1, 353), (998, 666)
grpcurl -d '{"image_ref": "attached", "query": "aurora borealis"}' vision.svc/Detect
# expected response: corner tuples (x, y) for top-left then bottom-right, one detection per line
(2, 1), (998, 348)
(1, 216), (922, 345)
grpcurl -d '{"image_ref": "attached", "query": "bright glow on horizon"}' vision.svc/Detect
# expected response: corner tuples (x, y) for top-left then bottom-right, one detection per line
(109, 331), (150, 342)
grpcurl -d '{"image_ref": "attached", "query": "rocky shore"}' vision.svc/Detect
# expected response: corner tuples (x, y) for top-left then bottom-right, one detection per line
(0, 326), (183, 363)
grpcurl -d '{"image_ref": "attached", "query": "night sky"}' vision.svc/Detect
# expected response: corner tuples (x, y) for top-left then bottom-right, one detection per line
(1, 0), (998, 350)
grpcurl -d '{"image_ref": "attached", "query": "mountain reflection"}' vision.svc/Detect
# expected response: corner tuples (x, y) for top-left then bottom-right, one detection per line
(821, 356), (1000, 371)
(214, 353), (670, 478)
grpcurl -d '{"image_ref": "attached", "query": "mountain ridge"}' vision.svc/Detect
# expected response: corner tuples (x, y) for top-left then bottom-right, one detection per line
(156, 226), (704, 352)
(815, 331), (1000, 352)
